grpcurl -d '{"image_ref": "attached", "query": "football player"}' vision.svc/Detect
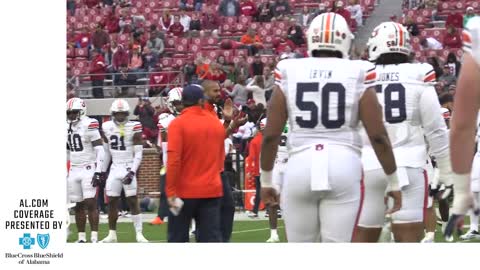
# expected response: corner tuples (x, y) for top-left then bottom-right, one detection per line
(66, 98), (105, 243)
(100, 99), (148, 243)
(266, 120), (289, 243)
(150, 87), (184, 226)
(259, 13), (401, 242)
(356, 22), (452, 243)
(445, 16), (480, 240)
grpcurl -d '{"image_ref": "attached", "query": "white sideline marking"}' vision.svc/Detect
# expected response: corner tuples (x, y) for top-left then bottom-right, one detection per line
(231, 226), (285, 234)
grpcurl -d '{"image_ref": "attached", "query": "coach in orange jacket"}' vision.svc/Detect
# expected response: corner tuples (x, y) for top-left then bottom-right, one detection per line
(166, 84), (225, 242)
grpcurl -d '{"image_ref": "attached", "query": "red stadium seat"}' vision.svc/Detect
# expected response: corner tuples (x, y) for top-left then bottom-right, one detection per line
(234, 49), (248, 57)
(220, 49), (234, 62)
(234, 23), (247, 34)
(250, 22), (260, 30)
(161, 58), (173, 68)
(190, 43), (201, 53)
(131, 7), (139, 15)
(205, 50), (220, 61)
(174, 43), (188, 55)
(239, 16), (251, 25)
(75, 48), (88, 58)
(173, 58), (187, 67)
(202, 37), (218, 50)
(221, 16), (237, 25)
(191, 38), (202, 46)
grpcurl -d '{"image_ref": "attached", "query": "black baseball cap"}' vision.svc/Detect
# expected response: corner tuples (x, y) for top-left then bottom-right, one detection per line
(182, 84), (205, 104)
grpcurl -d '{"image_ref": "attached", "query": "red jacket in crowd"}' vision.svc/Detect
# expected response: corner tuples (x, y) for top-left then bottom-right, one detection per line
(240, 1), (257, 16)
(168, 23), (184, 37)
(446, 13), (463, 28)
(104, 14), (120, 34)
(335, 8), (352, 27)
(202, 13), (220, 30)
(443, 31), (462, 49)
(75, 32), (91, 48)
(112, 46), (129, 70)
(84, 0), (100, 8)
(89, 54), (106, 81)
(204, 70), (226, 82)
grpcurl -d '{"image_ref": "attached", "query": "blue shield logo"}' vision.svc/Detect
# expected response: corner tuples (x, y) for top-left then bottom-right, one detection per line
(37, 234), (50, 249)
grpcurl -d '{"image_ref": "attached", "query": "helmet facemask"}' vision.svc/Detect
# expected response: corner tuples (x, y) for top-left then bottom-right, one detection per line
(112, 111), (129, 125)
(67, 109), (82, 124)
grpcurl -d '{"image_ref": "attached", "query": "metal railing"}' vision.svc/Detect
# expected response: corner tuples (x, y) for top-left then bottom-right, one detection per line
(69, 70), (185, 99)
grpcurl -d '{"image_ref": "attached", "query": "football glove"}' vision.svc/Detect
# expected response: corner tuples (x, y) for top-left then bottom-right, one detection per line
(91, 172), (106, 188)
(122, 171), (135, 185)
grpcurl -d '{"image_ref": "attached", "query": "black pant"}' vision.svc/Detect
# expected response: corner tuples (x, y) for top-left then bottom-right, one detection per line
(219, 172), (235, 242)
(92, 80), (104, 98)
(252, 176), (261, 214)
(157, 174), (169, 219)
(167, 197), (222, 242)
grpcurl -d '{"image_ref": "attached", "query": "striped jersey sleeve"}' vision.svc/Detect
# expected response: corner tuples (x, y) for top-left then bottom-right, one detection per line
(132, 122), (142, 133)
(85, 118), (101, 142)
(364, 66), (376, 85)
(274, 60), (288, 94)
(88, 119), (99, 130)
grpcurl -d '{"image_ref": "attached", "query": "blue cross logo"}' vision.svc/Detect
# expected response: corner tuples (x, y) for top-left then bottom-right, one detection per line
(19, 233), (35, 249)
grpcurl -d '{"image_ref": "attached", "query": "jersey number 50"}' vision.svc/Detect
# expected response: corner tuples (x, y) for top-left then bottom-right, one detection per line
(295, 82), (345, 129)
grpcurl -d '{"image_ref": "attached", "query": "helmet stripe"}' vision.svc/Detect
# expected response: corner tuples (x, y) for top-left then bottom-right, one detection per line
(331, 14), (337, 43)
(397, 23), (404, 47)
(393, 23), (399, 47)
(319, 14), (325, 43)
(325, 13), (332, 44)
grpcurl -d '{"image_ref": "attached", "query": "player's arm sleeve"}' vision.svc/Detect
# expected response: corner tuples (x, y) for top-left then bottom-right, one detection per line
(419, 86), (449, 158)
(166, 119), (182, 197)
(361, 61), (377, 96)
(87, 120), (104, 172)
(132, 123), (143, 173)
(94, 144), (105, 173)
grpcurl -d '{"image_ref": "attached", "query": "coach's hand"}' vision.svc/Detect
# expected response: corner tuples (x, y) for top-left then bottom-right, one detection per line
(385, 190), (402, 215)
(222, 98), (234, 122)
(122, 171), (135, 185)
(261, 187), (279, 207)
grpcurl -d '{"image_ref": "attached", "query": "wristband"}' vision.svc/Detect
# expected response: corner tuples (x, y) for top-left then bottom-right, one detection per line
(386, 171), (400, 192)
(260, 170), (273, 188)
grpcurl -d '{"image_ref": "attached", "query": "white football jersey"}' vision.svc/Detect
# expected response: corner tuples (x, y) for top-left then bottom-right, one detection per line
(361, 63), (449, 170)
(102, 120), (142, 164)
(464, 16), (480, 67)
(275, 57), (377, 152)
(157, 113), (176, 164)
(67, 117), (102, 166)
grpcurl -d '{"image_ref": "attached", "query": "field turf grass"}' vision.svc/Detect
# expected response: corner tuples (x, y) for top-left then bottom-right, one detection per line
(67, 219), (480, 243)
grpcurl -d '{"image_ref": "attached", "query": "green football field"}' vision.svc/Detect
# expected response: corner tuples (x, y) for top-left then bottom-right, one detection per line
(67, 219), (480, 243)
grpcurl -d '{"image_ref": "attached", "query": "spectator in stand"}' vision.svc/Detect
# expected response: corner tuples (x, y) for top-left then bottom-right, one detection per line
(275, 36), (296, 55)
(168, 15), (185, 37)
(134, 97), (158, 142)
(298, 6), (312, 27)
(183, 59), (197, 84)
(420, 37), (443, 50)
(464, 6), (476, 27)
(445, 51), (461, 77)
(346, 0), (363, 27)
(286, 17), (305, 46)
(149, 64), (173, 96)
(245, 75), (266, 106)
(104, 11), (120, 34)
(195, 56), (210, 79)
(159, 10), (174, 31)
(443, 25), (462, 49)
(235, 56), (250, 79)
(308, 3), (327, 25)
(240, 28), (263, 56)
(85, 0), (101, 9)
(240, 0), (257, 17)
(128, 45), (144, 75)
(201, 7), (220, 37)
(142, 47), (158, 72)
(190, 12), (202, 32)
(404, 16), (419, 36)
(179, 10), (191, 33)
(219, 0), (241, 17)
(89, 49), (107, 98)
(256, 0), (273, 22)
(111, 43), (129, 72)
(250, 54), (264, 76)
(91, 23), (110, 51)
(217, 55), (231, 74)
(67, 0), (76, 16)
(263, 66), (274, 101)
(115, 64), (138, 96)
(204, 62), (227, 82)
(270, 0), (291, 21)
(118, 0), (132, 8)
(67, 28), (76, 49)
(146, 31), (165, 57)
(438, 64), (457, 88)
(75, 26), (91, 49)
(226, 75), (248, 106)
(102, 0), (114, 7)
(424, 0), (438, 9)
(119, 9), (134, 34)
(224, 63), (237, 83)
(334, 1), (352, 28)
(445, 9), (463, 29)
(427, 56), (444, 78)
(435, 81), (446, 95)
